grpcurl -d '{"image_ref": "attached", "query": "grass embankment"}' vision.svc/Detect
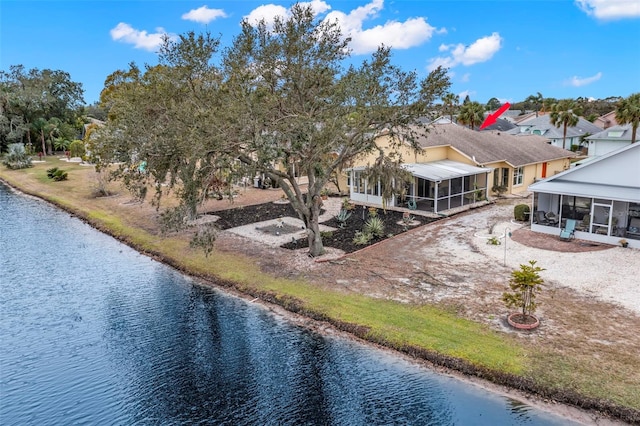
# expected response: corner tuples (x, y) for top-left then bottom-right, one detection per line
(2, 160), (638, 424)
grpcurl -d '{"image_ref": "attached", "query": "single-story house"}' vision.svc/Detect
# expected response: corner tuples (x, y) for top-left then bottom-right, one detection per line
(585, 124), (635, 157)
(507, 114), (602, 151)
(528, 142), (640, 248)
(345, 121), (576, 214)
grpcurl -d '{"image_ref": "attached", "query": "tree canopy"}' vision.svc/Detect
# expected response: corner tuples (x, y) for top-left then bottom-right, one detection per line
(0, 65), (85, 154)
(95, 4), (451, 256)
(457, 100), (485, 130)
(616, 93), (640, 143)
(550, 99), (582, 148)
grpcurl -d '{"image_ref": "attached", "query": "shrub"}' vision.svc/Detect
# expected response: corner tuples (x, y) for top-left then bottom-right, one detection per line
(52, 169), (68, 181)
(68, 140), (86, 158)
(487, 236), (501, 245)
(491, 185), (508, 197)
(2, 143), (32, 169)
(364, 216), (385, 238)
(46, 167), (59, 178)
(514, 204), (531, 221)
(335, 209), (352, 228)
(352, 230), (372, 245)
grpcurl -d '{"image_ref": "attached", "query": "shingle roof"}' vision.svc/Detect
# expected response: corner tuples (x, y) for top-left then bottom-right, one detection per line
(586, 124), (635, 142)
(412, 122), (576, 167)
(507, 114), (601, 139)
(479, 118), (516, 132)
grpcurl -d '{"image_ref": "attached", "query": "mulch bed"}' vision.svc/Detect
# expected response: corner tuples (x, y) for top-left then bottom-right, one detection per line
(208, 200), (441, 253)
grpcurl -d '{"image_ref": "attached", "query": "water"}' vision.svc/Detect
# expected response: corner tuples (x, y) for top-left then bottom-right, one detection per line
(0, 183), (579, 425)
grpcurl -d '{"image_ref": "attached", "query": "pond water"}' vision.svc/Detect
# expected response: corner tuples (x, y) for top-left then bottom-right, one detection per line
(0, 183), (580, 425)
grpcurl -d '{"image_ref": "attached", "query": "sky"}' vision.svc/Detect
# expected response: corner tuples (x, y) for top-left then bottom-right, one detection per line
(1, 0), (639, 107)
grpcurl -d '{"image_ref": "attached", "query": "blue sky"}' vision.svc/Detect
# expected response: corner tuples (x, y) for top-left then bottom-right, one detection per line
(2, 0), (639, 106)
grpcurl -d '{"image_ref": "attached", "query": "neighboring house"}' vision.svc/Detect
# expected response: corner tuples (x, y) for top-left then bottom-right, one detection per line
(585, 124), (635, 157)
(345, 121), (575, 215)
(528, 143), (640, 248)
(593, 111), (618, 130)
(507, 114), (601, 151)
(479, 118), (516, 132)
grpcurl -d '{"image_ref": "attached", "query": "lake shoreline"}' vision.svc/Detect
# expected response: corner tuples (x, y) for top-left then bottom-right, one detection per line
(0, 171), (637, 425)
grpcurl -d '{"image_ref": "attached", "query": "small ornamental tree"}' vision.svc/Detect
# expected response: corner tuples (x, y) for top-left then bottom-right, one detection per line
(502, 260), (545, 318)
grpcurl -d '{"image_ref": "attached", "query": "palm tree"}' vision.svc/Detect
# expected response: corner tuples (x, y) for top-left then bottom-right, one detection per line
(550, 99), (582, 149)
(615, 93), (640, 143)
(457, 101), (485, 130)
(442, 92), (459, 122)
(525, 92), (544, 116)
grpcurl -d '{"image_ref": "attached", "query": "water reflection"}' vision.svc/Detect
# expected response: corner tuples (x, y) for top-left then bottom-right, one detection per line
(0, 184), (577, 425)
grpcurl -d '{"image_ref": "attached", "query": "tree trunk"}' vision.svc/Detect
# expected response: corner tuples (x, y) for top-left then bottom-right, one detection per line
(40, 130), (47, 156)
(305, 195), (325, 257)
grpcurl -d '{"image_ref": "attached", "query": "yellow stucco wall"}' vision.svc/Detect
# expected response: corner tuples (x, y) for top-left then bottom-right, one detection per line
(344, 133), (572, 197)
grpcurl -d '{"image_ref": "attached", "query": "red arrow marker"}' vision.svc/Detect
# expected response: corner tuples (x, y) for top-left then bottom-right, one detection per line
(480, 102), (511, 130)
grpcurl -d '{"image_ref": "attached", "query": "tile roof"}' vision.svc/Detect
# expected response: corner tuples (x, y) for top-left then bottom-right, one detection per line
(412, 122), (576, 167)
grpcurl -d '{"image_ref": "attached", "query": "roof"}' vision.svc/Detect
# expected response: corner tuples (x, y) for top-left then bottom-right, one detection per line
(528, 143), (640, 202)
(403, 159), (490, 182)
(411, 122), (575, 167)
(479, 118), (516, 132)
(507, 114), (601, 140)
(585, 124), (635, 142)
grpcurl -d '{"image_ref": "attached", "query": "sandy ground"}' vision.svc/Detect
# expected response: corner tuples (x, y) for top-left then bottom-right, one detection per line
(216, 191), (639, 316)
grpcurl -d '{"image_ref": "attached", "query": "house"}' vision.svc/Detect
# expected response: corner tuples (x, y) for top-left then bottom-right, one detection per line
(345, 121), (576, 214)
(507, 114), (602, 151)
(479, 118), (516, 132)
(528, 143), (640, 248)
(585, 124), (635, 157)
(593, 111), (618, 129)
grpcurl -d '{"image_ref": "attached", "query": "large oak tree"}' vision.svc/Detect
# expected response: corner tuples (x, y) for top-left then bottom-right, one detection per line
(96, 4), (450, 256)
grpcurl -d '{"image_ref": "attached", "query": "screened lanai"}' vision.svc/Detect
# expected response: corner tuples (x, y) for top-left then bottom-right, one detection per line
(349, 160), (491, 214)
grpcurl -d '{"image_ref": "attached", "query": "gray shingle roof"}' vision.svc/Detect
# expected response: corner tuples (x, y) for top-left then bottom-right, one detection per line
(508, 114), (601, 139)
(586, 124), (635, 142)
(413, 122), (576, 167)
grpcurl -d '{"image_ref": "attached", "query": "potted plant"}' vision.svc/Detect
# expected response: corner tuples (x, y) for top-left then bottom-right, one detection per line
(502, 260), (545, 330)
(320, 188), (330, 200)
(619, 239), (629, 248)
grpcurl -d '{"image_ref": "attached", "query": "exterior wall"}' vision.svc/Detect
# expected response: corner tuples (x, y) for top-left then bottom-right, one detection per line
(587, 140), (631, 157)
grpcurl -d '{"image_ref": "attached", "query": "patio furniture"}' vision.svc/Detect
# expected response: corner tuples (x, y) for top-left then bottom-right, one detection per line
(534, 211), (550, 225)
(560, 219), (577, 241)
(575, 215), (590, 232)
(545, 211), (559, 226)
(627, 217), (640, 239)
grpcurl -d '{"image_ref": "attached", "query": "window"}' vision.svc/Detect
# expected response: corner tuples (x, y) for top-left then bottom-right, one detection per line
(500, 167), (509, 188)
(512, 167), (524, 186)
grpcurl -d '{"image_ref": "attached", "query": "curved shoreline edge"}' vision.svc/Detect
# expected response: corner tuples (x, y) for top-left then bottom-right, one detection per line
(1, 177), (638, 425)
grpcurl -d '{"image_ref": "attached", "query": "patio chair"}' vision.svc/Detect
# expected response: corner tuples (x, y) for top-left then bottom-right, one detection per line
(560, 219), (577, 241)
(534, 211), (549, 225)
(545, 211), (559, 226)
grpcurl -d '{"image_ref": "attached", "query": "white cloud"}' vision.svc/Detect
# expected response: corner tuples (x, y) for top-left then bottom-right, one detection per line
(565, 72), (603, 87)
(427, 32), (502, 71)
(244, 0), (436, 54)
(457, 90), (476, 101)
(110, 23), (175, 52)
(460, 73), (470, 83)
(575, 0), (640, 20)
(324, 0), (435, 54)
(182, 6), (227, 24)
(244, 1), (331, 28)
